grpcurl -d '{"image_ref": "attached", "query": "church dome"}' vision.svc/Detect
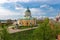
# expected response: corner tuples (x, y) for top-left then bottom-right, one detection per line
(24, 7), (31, 17)
(25, 9), (31, 12)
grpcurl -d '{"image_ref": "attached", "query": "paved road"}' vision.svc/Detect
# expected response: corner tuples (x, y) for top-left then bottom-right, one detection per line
(7, 27), (38, 34)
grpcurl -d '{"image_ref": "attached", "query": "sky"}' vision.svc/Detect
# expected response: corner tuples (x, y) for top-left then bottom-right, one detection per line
(0, 0), (60, 20)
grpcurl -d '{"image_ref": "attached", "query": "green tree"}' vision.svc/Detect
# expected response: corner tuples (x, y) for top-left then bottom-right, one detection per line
(33, 18), (56, 40)
(0, 25), (11, 40)
(54, 22), (60, 38)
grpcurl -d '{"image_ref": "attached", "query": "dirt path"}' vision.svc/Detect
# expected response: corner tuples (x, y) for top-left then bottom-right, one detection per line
(8, 27), (38, 34)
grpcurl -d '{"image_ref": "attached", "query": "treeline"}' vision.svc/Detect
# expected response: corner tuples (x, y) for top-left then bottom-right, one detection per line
(0, 18), (60, 40)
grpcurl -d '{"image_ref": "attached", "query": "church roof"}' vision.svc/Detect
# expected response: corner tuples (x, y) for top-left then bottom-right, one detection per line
(26, 9), (31, 12)
(25, 7), (31, 12)
(20, 17), (35, 20)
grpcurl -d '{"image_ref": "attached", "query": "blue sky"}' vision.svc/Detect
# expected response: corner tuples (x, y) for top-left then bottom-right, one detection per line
(0, 0), (60, 20)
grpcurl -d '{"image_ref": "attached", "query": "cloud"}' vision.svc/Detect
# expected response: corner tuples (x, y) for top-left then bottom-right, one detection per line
(0, 3), (58, 20)
(0, 6), (47, 19)
(15, 5), (57, 19)
(15, 4), (24, 10)
(40, 4), (50, 8)
(0, 7), (20, 15)
(40, 4), (57, 13)
(0, 7), (12, 15)
(0, 0), (8, 3)
(0, 0), (31, 3)
(33, 16), (47, 19)
(0, 0), (48, 3)
(0, 0), (60, 5)
(30, 8), (55, 19)
(10, 0), (30, 2)
(40, 4), (54, 10)
(49, 17), (55, 19)
(0, 7), (25, 19)
(33, 0), (49, 2)
(33, 16), (55, 20)
(30, 8), (46, 16)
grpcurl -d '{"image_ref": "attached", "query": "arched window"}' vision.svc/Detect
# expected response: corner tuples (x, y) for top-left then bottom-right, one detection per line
(27, 22), (28, 25)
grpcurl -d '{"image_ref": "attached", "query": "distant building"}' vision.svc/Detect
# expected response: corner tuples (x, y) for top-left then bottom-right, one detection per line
(17, 8), (36, 26)
(0, 19), (16, 25)
(56, 13), (60, 22)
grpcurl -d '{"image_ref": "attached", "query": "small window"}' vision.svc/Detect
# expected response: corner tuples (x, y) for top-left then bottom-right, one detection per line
(20, 23), (21, 24)
(30, 22), (32, 26)
(30, 23), (32, 24)
(27, 22), (28, 25)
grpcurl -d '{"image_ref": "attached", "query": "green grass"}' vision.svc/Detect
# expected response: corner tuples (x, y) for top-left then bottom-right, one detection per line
(9, 29), (34, 40)
(18, 26), (33, 29)
(17, 26), (37, 29)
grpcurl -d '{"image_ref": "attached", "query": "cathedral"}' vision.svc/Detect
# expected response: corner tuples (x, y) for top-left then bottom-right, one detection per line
(17, 8), (36, 26)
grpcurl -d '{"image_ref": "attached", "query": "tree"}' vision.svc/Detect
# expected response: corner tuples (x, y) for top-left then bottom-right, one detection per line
(32, 18), (56, 40)
(7, 19), (13, 26)
(54, 22), (60, 39)
(0, 25), (11, 40)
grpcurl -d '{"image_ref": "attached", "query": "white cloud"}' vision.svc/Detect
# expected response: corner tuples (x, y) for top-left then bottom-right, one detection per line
(0, 7), (47, 19)
(0, 0), (31, 3)
(15, 4), (24, 10)
(49, 17), (55, 19)
(0, 0), (60, 4)
(40, 4), (50, 8)
(0, 7), (12, 15)
(33, 16), (47, 20)
(0, 7), (25, 19)
(0, 4), (57, 20)
(33, 16), (55, 20)
(0, 0), (48, 3)
(40, 4), (56, 13)
(0, 7), (20, 15)
(33, 0), (49, 2)
(30, 8), (46, 16)
(0, 0), (8, 3)
(0, 0), (49, 3)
